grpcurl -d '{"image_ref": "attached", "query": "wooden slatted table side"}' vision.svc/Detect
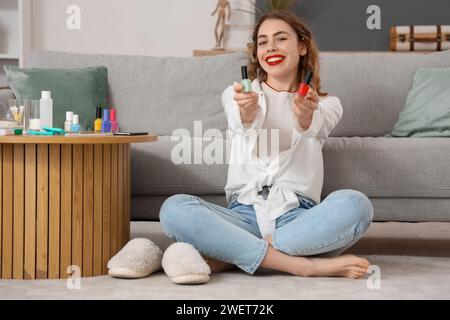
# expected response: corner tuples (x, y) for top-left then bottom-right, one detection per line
(0, 134), (157, 279)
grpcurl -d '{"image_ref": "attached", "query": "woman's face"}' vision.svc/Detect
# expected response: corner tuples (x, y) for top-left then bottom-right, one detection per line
(256, 19), (306, 81)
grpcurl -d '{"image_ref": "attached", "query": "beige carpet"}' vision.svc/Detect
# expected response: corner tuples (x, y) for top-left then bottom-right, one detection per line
(1, 221), (449, 300)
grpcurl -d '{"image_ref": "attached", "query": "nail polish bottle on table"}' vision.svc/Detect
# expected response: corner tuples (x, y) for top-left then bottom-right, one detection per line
(71, 114), (81, 133)
(94, 107), (103, 132)
(64, 111), (73, 132)
(110, 108), (119, 133)
(101, 109), (111, 133)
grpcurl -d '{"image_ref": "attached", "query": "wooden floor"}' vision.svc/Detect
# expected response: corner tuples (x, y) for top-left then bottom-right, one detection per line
(346, 222), (450, 257)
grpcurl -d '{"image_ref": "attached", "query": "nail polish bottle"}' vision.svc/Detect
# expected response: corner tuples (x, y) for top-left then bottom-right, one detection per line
(94, 107), (102, 132)
(101, 109), (111, 133)
(241, 66), (252, 93)
(64, 111), (73, 132)
(297, 71), (313, 97)
(71, 114), (81, 133)
(110, 108), (119, 133)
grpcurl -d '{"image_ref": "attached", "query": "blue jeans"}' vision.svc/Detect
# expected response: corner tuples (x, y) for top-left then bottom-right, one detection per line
(159, 189), (373, 274)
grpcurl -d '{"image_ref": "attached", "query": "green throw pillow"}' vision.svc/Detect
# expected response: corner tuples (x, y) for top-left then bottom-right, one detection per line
(4, 65), (107, 130)
(387, 67), (450, 137)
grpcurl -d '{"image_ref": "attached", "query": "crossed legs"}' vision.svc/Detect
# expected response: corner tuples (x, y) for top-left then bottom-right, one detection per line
(160, 190), (373, 279)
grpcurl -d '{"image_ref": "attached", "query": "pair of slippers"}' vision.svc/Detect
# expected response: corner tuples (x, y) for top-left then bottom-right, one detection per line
(107, 238), (211, 284)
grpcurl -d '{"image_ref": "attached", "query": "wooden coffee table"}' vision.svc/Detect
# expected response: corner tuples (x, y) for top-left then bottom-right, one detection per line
(0, 134), (157, 279)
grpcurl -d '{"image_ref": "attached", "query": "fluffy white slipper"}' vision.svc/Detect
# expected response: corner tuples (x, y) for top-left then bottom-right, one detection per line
(107, 238), (163, 279)
(162, 242), (211, 285)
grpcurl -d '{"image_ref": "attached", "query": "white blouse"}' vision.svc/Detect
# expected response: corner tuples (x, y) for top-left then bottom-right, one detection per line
(256, 82), (296, 163)
(221, 79), (343, 238)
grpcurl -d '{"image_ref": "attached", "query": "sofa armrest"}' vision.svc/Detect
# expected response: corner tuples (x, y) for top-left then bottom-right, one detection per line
(0, 87), (15, 112)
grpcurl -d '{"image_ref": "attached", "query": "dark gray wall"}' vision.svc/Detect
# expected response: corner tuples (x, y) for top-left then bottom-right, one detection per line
(256, 0), (450, 51)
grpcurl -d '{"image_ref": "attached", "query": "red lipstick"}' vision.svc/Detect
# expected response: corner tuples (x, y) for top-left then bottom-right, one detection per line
(297, 71), (313, 97)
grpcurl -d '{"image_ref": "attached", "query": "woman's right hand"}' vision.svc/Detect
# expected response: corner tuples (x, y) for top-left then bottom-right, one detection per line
(233, 83), (259, 124)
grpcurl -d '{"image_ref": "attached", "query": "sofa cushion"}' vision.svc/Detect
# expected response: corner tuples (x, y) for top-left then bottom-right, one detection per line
(4, 65), (107, 129)
(388, 67), (450, 137)
(30, 50), (450, 138)
(320, 50), (450, 137)
(131, 195), (450, 222)
(132, 195), (228, 221)
(30, 50), (248, 137)
(322, 137), (450, 198)
(131, 135), (229, 196)
(131, 135), (450, 200)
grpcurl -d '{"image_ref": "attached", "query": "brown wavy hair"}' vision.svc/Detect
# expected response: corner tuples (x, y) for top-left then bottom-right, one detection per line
(247, 10), (327, 96)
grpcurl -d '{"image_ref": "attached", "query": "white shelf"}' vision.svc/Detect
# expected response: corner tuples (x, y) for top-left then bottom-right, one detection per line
(0, 0), (30, 86)
(225, 24), (253, 30)
(0, 54), (19, 60)
(0, 0), (30, 65)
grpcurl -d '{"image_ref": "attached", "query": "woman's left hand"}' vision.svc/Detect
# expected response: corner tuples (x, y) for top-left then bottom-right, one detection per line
(292, 88), (320, 131)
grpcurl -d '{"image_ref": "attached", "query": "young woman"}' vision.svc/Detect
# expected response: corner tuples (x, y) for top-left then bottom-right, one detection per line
(159, 11), (374, 283)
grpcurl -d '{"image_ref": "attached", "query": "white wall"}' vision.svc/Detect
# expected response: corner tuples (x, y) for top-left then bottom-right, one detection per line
(30, 0), (255, 57)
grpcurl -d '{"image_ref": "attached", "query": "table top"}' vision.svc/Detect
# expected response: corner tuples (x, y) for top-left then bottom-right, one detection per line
(0, 134), (158, 144)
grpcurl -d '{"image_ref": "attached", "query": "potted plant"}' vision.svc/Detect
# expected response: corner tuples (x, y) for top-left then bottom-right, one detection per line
(258, 0), (296, 13)
(237, 0), (296, 21)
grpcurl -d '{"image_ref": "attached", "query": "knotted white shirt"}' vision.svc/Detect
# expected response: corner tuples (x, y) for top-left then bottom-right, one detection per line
(222, 80), (343, 237)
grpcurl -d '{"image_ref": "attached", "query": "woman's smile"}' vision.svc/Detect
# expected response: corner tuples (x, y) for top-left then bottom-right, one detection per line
(265, 54), (286, 66)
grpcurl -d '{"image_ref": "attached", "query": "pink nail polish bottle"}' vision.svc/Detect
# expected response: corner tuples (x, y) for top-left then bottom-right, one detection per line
(110, 108), (119, 133)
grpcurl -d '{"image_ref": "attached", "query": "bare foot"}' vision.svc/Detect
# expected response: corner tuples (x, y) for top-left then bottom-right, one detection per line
(203, 257), (236, 274)
(298, 254), (370, 279)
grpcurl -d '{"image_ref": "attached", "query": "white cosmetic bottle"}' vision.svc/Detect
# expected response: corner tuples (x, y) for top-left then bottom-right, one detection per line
(40, 91), (53, 128)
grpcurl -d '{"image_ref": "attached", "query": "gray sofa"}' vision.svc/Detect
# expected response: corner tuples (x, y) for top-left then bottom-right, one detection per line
(2, 49), (450, 223)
